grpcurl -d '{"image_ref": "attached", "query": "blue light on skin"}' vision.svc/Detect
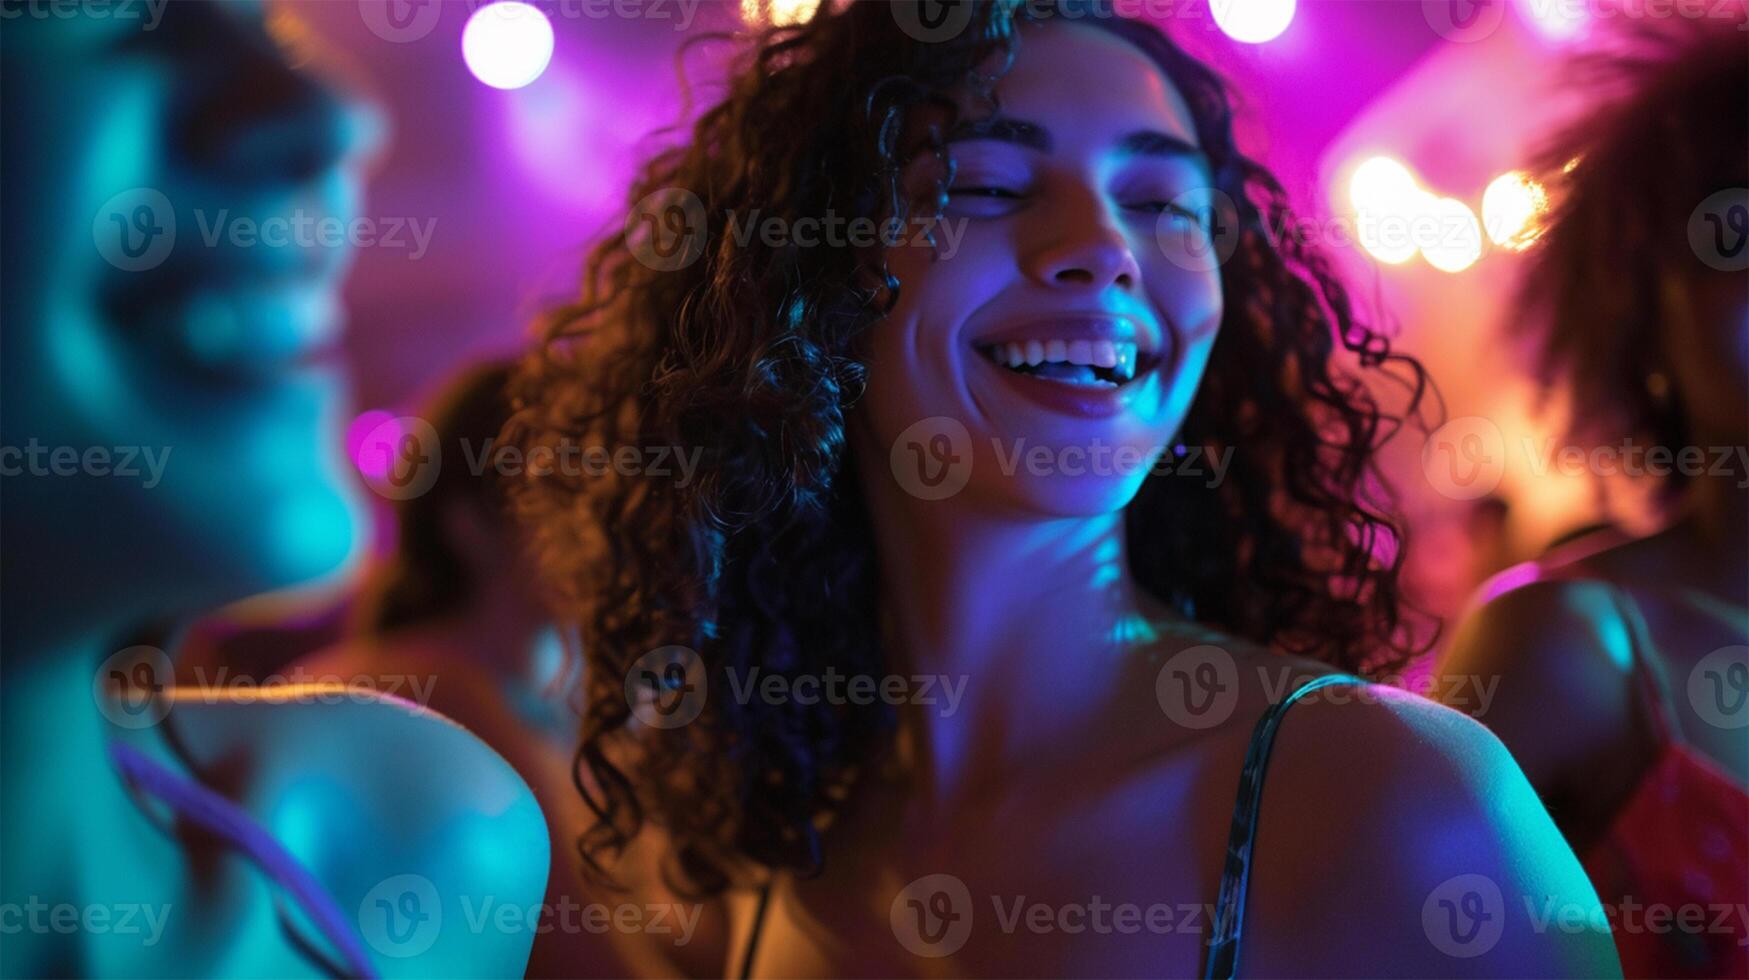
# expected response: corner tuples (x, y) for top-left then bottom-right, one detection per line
(1, 4), (542, 977)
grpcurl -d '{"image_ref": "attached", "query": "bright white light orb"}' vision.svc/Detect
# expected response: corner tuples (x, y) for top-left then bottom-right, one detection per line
(1482, 170), (1548, 251)
(1420, 197), (1484, 273)
(741, 0), (822, 26)
(1350, 156), (1424, 265)
(462, 2), (555, 91)
(1521, 2), (1587, 42)
(1212, 0), (1295, 44)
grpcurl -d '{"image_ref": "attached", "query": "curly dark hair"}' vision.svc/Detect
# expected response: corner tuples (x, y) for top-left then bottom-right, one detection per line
(1513, 18), (1747, 492)
(508, 0), (1431, 897)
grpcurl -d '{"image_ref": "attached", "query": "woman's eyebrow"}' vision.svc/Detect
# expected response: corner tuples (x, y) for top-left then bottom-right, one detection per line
(944, 116), (1206, 161)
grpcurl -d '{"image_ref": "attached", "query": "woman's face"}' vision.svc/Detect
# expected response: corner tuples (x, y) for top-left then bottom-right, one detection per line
(853, 22), (1225, 518)
(1, 0), (373, 615)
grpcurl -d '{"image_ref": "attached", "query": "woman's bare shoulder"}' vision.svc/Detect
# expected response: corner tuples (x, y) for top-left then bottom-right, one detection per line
(1238, 686), (1622, 976)
(167, 690), (551, 975)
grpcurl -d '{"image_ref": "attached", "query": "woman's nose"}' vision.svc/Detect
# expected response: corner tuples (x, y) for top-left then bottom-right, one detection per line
(1022, 197), (1143, 293)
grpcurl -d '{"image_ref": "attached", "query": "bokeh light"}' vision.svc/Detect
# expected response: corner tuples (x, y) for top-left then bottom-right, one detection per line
(1482, 170), (1549, 251)
(1351, 155), (1425, 265)
(1520, 1), (1588, 42)
(740, 0), (823, 26)
(347, 410), (398, 481)
(462, 2), (555, 91)
(1419, 197), (1484, 273)
(1211, 0), (1296, 44)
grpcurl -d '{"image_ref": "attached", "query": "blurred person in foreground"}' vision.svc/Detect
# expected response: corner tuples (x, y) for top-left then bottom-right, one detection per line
(298, 362), (718, 976)
(0, 3), (546, 975)
(1437, 19), (1748, 978)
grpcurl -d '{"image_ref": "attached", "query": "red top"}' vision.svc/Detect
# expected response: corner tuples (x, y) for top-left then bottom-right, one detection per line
(1579, 586), (1748, 978)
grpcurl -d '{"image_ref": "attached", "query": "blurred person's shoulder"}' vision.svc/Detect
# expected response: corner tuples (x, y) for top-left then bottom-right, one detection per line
(167, 684), (550, 974)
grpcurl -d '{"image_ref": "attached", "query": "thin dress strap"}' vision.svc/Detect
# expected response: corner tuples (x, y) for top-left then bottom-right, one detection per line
(738, 878), (774, 979)
(108, 740), (381, 979)
(1203, 673), (1366, 980)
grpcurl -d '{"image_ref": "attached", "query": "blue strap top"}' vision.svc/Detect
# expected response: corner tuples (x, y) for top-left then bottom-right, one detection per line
(108, 740), (381, 979)
(735, 672), (1367, 978)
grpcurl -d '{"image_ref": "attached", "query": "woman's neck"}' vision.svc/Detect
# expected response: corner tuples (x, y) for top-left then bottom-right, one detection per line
(859, 468), (1171, 807)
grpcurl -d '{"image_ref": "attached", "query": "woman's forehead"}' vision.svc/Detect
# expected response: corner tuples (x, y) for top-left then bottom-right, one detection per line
(973, 21), (1201, 152)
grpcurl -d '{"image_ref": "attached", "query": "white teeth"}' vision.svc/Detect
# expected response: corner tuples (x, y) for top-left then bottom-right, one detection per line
(982, 338), (1145, 384)
(1092, 340), (1117, 369)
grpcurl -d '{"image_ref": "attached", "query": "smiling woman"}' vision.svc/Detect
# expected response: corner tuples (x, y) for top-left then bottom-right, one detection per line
(508, 1), (1619, 976)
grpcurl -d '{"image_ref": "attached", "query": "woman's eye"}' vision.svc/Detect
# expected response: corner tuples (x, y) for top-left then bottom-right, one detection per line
(1129, 200), (1202, 223)
(948, 186), (1023, 200)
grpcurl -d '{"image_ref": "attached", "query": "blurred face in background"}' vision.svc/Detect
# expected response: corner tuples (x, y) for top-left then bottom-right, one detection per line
(1, 0), (375, 626)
